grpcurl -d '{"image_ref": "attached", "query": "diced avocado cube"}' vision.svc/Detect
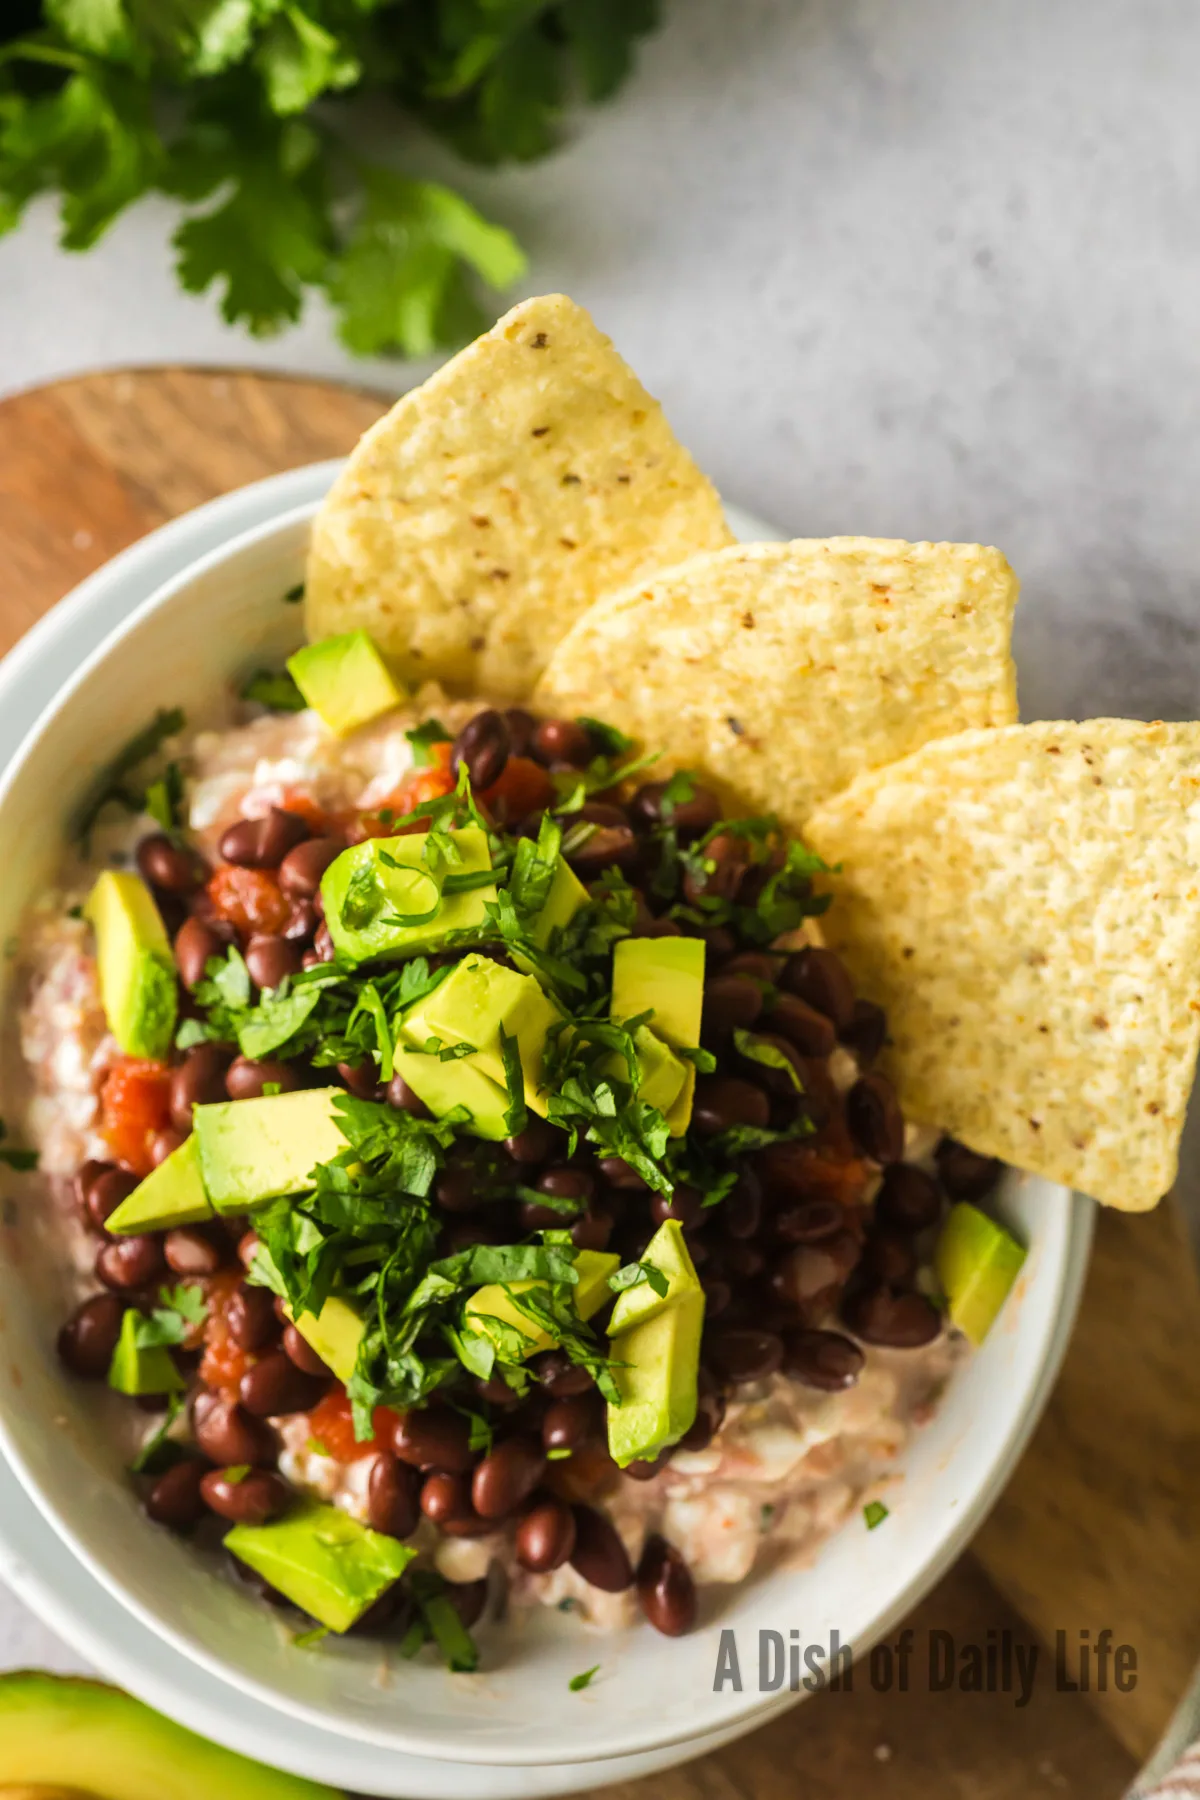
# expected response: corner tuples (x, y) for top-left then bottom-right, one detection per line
(84, 870), (177, 1061)
(390, 1043), (509, 1141)
(934, 1202), (1026, 1346)
(225, 1501), (415, 1634)
(611, 936), (706, 1050)
(608, 1219), (702, 1335)
(286, 631), (404, 737)
(607, 1289), (704, 1469)
(624, 1024), (688, 1117)
(402, 955), (562, 1118)
(464, 1249), (619, 1356)
(285, 1296), (365, 1385)
(665, 1062), (696, 1138)
(512, 857), (590, 978)
(321, 826), (495, 966)
(107, 1307), (185, 1397)
(107, 1135), (214, 1236)
(194, 1088), (346, 1216)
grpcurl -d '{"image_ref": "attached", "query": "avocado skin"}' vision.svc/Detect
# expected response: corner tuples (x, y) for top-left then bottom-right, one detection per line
(0, 1671), (338, 1797)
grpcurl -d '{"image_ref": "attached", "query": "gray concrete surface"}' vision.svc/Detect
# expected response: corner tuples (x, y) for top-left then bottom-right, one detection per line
(1, 0), (1198, 1682)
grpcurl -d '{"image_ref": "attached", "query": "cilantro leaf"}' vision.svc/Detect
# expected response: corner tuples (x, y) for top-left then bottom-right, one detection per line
(732, 1028), (804, 1093)
(608, 1259), (669, 1299)
(409, 1568), (479, 1673)
(128, 1393), (187, 1476)
(143, 761), (185, 834)
(241, 666), (306, 711)
(864, 1500), (889, 1530)
(405, 719), (452, 768)
(497, 1025), (528, 1139)
(134, 1283), (208, 1349)
(69, 706), (185, 843)
(569, 1663), (600, 1692)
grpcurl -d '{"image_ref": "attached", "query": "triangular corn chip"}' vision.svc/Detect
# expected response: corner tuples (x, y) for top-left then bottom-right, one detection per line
(805, 720), (1200, 1210)
(305, 295), (732, 699)
(535, 538), (1019, 824)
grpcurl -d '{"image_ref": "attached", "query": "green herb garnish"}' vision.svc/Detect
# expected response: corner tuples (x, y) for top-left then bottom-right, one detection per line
(864, 1501), (889, 1531)
(70, 707), (185, 844)
(241, 668), (306, 712)
(569, 1665), (600, 1692)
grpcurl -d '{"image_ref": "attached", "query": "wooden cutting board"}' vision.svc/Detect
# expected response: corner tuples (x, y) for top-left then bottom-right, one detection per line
(4, 367), (1199, 1798)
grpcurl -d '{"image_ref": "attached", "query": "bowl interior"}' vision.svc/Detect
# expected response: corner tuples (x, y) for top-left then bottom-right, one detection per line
(0, 503), (1086, 1766)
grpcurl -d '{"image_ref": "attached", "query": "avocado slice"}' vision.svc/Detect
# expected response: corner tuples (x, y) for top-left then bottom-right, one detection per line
(607, 1290), (704, 1469)
(464, 1248), (620, 1356)
(286, 629), (404, 737)
(107, 1307), (185, 1397)
(608, 1219), (701, 1335)
(512, 855), (590, 977)
(0, 1671), (338, 1798)
(624, 1023), (689, 1117)
(226, 1501), (415, 1634)
(390, 1041), (509, 1140)
(321, 826), (496, 965)
(402, 954), (563, 1118)
(612, 935), (706, 1049)
(934, 1202), (1027, 1345)
(285, 1295), (365, 1384)
(84, 870), (178, 1061)
(107, 1135), (214, 1236)
(193, 1088), (346, 1216)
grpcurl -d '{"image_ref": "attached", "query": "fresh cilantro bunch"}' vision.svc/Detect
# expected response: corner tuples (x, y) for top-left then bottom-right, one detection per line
(0, 0), (661, 354)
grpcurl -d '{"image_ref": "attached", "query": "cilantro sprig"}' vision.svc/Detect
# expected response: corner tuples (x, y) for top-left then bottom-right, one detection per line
(0, 5), (661, 355)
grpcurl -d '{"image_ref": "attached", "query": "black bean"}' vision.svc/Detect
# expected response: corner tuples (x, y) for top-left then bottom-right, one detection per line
(174, 916), (222, 991)
(876, 1164), (942, 1233)
(515, 1497), (576, 1572)
(451, 709), (511, 791)
(735, 1030), (806, 1097)
(151, 1127), (187, 1167)
(700, 1277), (732, 1319)
(282, 1323), (330, 1377)
(692, 1075), (770, 1136)
(96, 1234), (165, 1293)
(169, 1044), (230, 1133)
(472, 1435), (546, 1519)
(935, 1138), (1003, 1201)
(201, 1467), (289, 1525)
(219, 808), (310, 869)
(623, 1449), (673, 1481)
(434, 1164), (482, 1213)
(700, 975), (763, 1044)
(722, 951), (783, 984)
(420, 1470), (476, 1527)
(773, 1198), (846, 1244)
(780, 946), (856, 1031)
(282, 900), (318, 943)
(504, 1118), (560, 1164)
(597, 1155), (650, 1191)
(517, 1190), (575, 1233)
(57, 1294), (125, 1378)
(763, 993), (837, 1058)
(311, 921), (336, 963)
(629, 781), (722, 839)
(565, 825), (639, 877)
(246, 933), (303, 991)
(392, 1404), (475, 1473)
(782, 1328), (864, 1392)
(136, 834), (204, 897)
(538, 1166), (595, 1203)
(577, 800), (629, 829)
(81, 1165), (137, 1233)
(650, 1181), (706, 1231)
(542, 1392), (603, 1454)
(842, 1286), (942, 1348)
(569, 1504), (633, 1592)
(698, 924), (738, 963)
(240, 1351), (326, 1417)
(840, 998), (887, 1064)
(504, 708), (537, 756)
(678, 1368), (726, 1452)
(226, 1283), (279, 1352)
(337, 1059), (381, 1099)
(768, 1231), (861, 1315)
(571, 1210), (614, 1252)
(367, 1451), (421, 1539)
(386, 1071), (431, 1117)
(860, 1230), (918, 1287)
(722, 1241), (765, 1280)
(706, 1328), (783, 1384)
(637, 1535), (696, 1637)
(227, 1552), (290, 1608)
(531, 1351), (595, 1397)
(278, 836), (342, 898)
(683, 833), (749, 905)
(225, 1056), (302, 1100)
(532, 718), (592, 767)
(847, 1073), (905, 1163)
(163, 1227), (223, 1278)
(145, 1459), (207, 1531)
(192, 1394), (275, 1467)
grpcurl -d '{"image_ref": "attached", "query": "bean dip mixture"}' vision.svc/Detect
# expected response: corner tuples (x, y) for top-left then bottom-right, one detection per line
(20, 688), (989, 1661)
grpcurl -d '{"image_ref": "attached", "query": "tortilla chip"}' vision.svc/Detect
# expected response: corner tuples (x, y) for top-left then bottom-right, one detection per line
(805, 720), (1200, 1210)
(534, 538), (1019, 825)
(305, 295), (732, 700)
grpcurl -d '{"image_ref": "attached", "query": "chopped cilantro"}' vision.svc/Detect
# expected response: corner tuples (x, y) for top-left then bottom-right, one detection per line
(241, 668), (306, 712)
(409, 1569), (479, 1673)
(143, 761), (185, 833)
(293, 1624), (331, 1649)
(497, 1026), (528, 1139)
(405, 719), (452, 767)
(70, 707), (185, 845)
(864, 1501), (889, 1531)
(608, 1260), (670, 1299)
(569, 1665), (600, 1692)
(577, 717), (633, 754)
(128, 1394), (187, 1475)
(133, 1284), (208, 1350)
(732, 1028), (804, 1092)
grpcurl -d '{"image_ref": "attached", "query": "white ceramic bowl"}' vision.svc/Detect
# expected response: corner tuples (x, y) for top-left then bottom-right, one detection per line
(0, 487), (1093, 1778)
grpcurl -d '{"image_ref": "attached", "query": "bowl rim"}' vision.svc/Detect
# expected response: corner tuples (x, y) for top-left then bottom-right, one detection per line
(0, 473), (1097, 1768)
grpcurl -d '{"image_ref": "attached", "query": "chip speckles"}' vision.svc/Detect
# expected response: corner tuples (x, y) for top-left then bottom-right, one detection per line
(805, 719), (1200, 1212)
(305, 294), (731, 699)
(536, 537), (1019, 826)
